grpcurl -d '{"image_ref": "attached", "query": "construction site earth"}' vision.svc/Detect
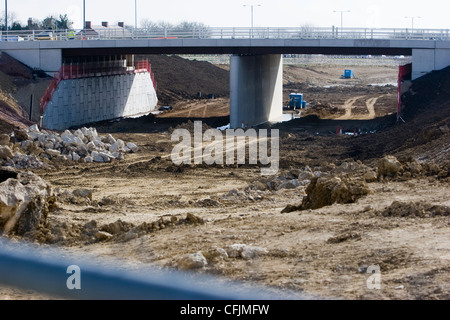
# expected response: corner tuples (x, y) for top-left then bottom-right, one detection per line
(0, 53), (449, 300)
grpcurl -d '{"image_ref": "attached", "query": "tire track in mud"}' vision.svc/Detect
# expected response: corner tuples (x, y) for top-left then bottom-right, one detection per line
(336, 95), (382, 120)
(336, 96), (365, 120)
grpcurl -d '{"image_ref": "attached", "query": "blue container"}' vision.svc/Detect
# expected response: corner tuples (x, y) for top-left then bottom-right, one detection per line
(344, 69), (354, 78)
(289, 93), (304, 109)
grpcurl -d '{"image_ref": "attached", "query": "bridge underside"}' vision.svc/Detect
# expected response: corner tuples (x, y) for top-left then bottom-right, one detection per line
(61, 45), (414, 128)
(2, 38), (449, 129)
(61, 46), (412, 57)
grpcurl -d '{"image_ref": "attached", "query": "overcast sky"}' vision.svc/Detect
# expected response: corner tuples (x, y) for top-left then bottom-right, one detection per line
(5, 0), (450, 30)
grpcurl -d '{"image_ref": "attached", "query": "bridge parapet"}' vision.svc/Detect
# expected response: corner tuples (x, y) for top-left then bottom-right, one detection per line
(0, 27), (449, 42)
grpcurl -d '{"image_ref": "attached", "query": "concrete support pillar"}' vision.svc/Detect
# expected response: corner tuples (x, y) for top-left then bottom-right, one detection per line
(230, 54), (283, 129)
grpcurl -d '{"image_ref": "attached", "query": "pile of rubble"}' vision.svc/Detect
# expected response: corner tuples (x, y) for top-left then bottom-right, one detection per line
(0, 168), (56, 237)
(176, 244), (269, 270)
(1, 125), (139, 168)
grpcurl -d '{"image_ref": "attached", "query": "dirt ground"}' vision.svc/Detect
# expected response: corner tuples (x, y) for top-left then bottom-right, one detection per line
(0, 56), (449, 300)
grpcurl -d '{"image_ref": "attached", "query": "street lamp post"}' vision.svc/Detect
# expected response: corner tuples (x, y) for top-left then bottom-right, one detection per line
(243, 4), (261, 38)
(405, 16), (420, 32)
(333, 10), (350, 37)
(135, 0), (137, 29)
(83, 0), (85, 39)
(4, 0), (7, 41)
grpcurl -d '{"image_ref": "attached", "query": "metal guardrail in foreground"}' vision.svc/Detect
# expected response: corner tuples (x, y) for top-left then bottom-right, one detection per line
(0, 238), (312, 300)
(0, 26), (449, 41)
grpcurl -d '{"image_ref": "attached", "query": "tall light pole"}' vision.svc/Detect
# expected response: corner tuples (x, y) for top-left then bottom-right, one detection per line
(333, 10), (350, 36)
(83, 0), (85, 32)
(4, 0), (7, 31)
(405, 16), (420, 31)
(243, 4), (261, 29)
(135, 0), (137, 29)
(243, 4), (261, 38)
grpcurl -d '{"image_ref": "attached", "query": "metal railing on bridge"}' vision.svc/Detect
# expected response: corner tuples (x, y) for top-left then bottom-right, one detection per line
(1, 26), (449, 42)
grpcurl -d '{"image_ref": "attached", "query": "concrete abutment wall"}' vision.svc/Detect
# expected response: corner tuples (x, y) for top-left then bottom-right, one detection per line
(412, 45), (450, 80)
(230, 54), (283, 129)
(42, 72), (158, 130)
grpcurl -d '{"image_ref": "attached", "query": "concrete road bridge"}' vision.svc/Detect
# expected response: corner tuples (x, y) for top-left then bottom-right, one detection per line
(1, 26), (449, 129)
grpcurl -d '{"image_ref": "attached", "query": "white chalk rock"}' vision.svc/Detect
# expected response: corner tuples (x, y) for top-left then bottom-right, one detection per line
(73, 136), (84, 147)
(61, 134), (76, 146)
(20, 140), (33, 151)
(126, 142), (139, 153)
(45, 149), (61, 157)
(28, 124), (40, 133)
(116, 139), (125, 149)
(27, 131), (41, 141)
(106, 134), (116, 145)
(0, 171), (52, 235)
(177, 252), (208, 270)
(72, 152), (81, 161)
(43, 140), (54, 150)
(93, 138), (105, 149)
(109, 142), (119, 153)
(85, 156), (93, 163)
(111, 152), (124, 160)
(83, 127), (98, 141)
(225, 244), (268, 260)
(91, 151), (104, 163)
(73, 129), (85, 140)
(76, 145), (89, 157)
(86, 141), (96, 151)
(99, 152), (112, 162)
(226, 244), (247, 258)
(95, 231), (113, 241)
(241, 246), (268, 260)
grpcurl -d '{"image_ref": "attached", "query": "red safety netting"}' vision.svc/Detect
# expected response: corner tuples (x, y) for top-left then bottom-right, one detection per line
(40, 60), (157, 114)
(397, 63), (412, 121)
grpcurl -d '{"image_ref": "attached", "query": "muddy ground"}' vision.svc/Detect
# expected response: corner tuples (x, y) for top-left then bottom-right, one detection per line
(0, 58), (449, 300)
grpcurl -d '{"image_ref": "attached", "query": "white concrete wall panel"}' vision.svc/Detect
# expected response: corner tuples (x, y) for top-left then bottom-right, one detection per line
(412, 49), (433, 79)
(42, 72), (158, 130)
(39, 49), (62, 73)
(435, 48), (450, 70)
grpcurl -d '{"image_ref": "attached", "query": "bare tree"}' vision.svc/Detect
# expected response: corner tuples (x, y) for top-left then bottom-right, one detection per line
(140, 19), (211, 38)
(298, 23), (315, 38)
(55, 14), (73, 29)
(0, 11), (18, 30)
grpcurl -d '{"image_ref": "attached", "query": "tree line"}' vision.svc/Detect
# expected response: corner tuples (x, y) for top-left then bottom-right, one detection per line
(139, 19), (210, 33)
(0, 12), (73, 31)
(0, 11), (210, 33)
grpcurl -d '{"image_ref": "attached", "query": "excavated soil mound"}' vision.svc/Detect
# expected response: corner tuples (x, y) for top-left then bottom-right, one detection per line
(344, 66), (450, 162)
(0, 94), (33, 133)
(300, 176), (370, 210)
(137, 54), (229, 106)
(379, 201), (449, 218)
(0, 53), (34, 80)
(0, 53), (39, 132)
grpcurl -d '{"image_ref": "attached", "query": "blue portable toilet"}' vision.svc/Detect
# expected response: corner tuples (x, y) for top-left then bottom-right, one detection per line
(289, 93), (304, 109)
(344, 69), (354, 79)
